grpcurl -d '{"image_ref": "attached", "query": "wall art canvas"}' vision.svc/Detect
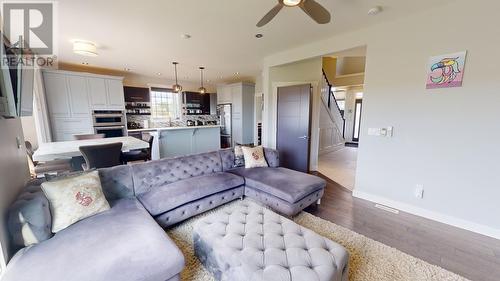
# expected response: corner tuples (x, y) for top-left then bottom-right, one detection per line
(426, 51), (467, 89)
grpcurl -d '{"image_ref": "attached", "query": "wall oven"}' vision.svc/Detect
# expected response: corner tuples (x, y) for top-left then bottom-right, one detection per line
(94, 125), (126, 138)
(92, 110), (126, 138)
(92, 110), (125, 127)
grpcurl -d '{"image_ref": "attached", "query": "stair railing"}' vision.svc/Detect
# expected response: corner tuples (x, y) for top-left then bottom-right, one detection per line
(322, 70), (346, 138)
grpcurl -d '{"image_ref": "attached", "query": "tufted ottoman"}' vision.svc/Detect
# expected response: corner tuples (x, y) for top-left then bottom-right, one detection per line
(193, 201), (349, 281)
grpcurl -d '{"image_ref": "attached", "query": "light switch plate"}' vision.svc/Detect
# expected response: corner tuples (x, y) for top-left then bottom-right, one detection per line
(368, 128), (382, 136)
(386, 126), (394, 137)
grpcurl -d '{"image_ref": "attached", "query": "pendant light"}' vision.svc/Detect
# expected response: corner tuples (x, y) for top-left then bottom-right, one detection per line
(172, 62), (182, 93)
(198, 67), (207, 94)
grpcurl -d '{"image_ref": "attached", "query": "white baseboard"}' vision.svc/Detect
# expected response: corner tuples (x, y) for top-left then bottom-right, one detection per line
(353, 190), (500, 240)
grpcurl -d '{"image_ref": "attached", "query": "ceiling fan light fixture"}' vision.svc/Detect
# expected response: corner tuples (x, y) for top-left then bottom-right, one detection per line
(172, 62), (183, 93)
(282, 0), (302, 7)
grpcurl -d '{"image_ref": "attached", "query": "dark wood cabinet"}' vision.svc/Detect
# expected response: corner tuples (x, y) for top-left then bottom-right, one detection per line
(184, 91), (211, 115)
(124, 86), (150, 102)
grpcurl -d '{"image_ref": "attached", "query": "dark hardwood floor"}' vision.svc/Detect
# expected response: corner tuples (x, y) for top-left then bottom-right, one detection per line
(305, 173), (500, 281)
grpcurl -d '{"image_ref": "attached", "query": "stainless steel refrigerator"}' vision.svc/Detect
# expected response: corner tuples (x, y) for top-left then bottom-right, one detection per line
(217, 104), (232, 148)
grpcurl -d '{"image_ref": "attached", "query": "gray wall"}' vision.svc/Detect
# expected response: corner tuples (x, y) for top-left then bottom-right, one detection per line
(0, 118), (29, 269)
(354, 0), (500, 237)
(262, 0), (500, 238)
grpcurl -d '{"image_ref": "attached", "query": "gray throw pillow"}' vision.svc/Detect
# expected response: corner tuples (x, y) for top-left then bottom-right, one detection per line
(233, 143), (255, 168)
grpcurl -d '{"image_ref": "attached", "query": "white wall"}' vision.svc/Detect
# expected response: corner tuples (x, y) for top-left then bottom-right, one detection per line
(262, 0), (500, 238)
(0, 118), (29, 271)
(20, 116), (38, 149)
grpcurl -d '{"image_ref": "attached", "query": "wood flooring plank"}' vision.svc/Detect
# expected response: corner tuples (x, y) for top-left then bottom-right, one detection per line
(304, 174), (500, 281)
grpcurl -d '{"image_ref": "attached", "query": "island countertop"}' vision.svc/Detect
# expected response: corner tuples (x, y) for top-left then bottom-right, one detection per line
(148, 125), (221, 160)
(128, 125), (221, 133)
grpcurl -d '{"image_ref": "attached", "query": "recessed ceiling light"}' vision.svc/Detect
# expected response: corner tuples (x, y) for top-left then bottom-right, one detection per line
(72, 40), (98, 57)
(255, 33), (263, 38)
(368, 6), (383, 16)
(181, 34), (191, 39)
(206, 79), (210, 83)
(157, 72), (162, 76)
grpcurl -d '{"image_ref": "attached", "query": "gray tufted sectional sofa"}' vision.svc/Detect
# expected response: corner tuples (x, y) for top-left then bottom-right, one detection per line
(3, 147), (326, 281)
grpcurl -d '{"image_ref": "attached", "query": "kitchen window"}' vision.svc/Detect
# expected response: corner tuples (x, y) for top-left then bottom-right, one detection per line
(150, 87), (181, 120)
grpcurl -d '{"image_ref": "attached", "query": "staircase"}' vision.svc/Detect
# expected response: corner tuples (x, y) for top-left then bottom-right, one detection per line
(319, 70), (345, 154)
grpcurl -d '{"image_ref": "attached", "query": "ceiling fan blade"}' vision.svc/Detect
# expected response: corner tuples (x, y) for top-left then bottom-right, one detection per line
(257, 4), (283, 27)
(300, 0), (331, 24)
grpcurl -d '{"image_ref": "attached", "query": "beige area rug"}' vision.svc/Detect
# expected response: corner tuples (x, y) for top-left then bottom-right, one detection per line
(166, 199), (468, 281)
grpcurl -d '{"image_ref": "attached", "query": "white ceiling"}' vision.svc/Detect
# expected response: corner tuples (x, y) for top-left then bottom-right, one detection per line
(56, 0), (451, 85)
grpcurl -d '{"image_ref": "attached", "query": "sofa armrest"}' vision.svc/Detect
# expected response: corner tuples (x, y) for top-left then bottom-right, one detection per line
(264, 148), (280, 167)
(8, 187), (53, 252)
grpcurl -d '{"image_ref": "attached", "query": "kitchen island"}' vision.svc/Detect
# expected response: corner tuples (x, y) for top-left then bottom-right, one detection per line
(139, 125), (221, 160)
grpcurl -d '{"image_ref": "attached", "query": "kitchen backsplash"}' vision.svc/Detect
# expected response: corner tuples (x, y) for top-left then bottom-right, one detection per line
(127, 114), (219, 128)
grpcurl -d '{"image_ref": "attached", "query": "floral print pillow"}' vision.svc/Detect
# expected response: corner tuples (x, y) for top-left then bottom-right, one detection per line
(41, 171), (110, 233)
(241, 146), (269, 168)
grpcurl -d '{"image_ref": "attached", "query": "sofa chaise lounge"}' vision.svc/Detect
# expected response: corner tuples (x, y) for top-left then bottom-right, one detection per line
(3, 147), (326, 281)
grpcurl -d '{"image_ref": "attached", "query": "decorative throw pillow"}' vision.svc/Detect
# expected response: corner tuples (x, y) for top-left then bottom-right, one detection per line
(233, 145), (246, 167)
(233, 143), (255, 168)
(41, 171), (110, 233)
(241, 146), (269, 168)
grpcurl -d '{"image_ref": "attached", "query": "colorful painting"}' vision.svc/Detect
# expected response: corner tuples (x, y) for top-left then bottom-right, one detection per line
(426, 51), (467, 89)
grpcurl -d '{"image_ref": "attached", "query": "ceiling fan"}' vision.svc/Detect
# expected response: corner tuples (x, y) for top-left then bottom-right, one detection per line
(257, 0), (331, 27)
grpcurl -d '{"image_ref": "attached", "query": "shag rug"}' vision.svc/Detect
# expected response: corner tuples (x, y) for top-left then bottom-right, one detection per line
(166, 199), (468, 281)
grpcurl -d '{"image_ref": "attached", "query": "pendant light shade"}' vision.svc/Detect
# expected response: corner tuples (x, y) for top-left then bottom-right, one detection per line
(172, 62), (182, 93)
(198, 67), (207, 94)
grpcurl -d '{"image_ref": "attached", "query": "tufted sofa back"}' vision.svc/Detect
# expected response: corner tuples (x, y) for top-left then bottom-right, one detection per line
(218, 147), (280, 171)
(131, 151), (223, 196)
(8, 148), (280, 252)
(99, 165), (135, 200)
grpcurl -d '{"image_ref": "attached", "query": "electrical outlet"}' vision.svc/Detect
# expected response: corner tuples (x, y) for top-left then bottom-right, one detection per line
(415, 184), (424, 199)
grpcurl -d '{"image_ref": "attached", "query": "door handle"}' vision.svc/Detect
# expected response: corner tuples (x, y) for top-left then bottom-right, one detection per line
(298, 136), (309, 139)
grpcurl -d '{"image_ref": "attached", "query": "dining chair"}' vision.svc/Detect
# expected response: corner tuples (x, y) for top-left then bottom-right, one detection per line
(79, 142), (123, 170)
(122, 135), (154, 163)
(73, 134), (105, 140)
(25, 141), (72, 177)
(71, 134), (106, 170)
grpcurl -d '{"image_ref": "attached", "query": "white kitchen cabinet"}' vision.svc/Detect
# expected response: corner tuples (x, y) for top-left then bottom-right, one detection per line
(88, 77), (125, 109)
(217, 85), (231, 104)
(43, 72), (71, 118)
(106, 79), (125, 108)
(67, 75), (90, 117)
(42, 70), (124, 141)
(87, 77), (108, 108)
(216, 82), (255, 145)
(231, 84), (242, 114)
